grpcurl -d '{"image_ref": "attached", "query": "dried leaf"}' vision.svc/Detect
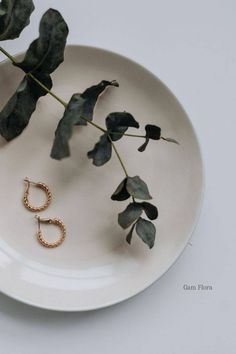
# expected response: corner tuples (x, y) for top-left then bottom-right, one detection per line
(126, 176), (152, 200)
(76, 80), (119, 126)
(135, 217), (156, 249)
(0, 73), (52, 141)
(138, 138), (149, 152)
(138, 124), (161, 152)
(87, 133), (112, 166)
(118, 202), (143, 229)
(51, 94), (85, 160)
(145, 125), (161, 140)
(106, 112), (139, 141)
(111, 178), (130, 201)
(0, 0), (34, 41)
(162, 137), (179, 144)
(15, 8), (68, 75)
(140, 202), (158, 220)
(126, 223), (136, 245)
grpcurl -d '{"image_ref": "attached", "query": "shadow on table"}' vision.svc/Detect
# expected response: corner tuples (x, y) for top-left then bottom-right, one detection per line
(0, 272), (169, 324)
(0, 289), (140, 324)
(0, 291), (112, 323)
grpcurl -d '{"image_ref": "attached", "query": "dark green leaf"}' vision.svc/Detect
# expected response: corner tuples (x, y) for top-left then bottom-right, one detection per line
(0, 0), (34, 41)
(135, 217), (156, 249)
(0, 9), (68, 142)
(87, 133), (112, 166)
(126, 176), (152, 200)
(118, 202), (143, 229)
(76, 80), (119, 126)
(138, 137), (149, 152)
(0, 73), (52, 141)
(145, 125), (161, 140)
(106, 112), (139, 141)
(138, 125), (161, 152)
(111, 178), (130, 201)
(126, 223), (136, 245)
(140, 202), (158, 220)
(50, 94), (85, 160)
(15, 8), (68, 74)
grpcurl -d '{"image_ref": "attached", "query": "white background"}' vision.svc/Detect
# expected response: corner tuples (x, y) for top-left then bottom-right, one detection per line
(0, 0), (235, 353)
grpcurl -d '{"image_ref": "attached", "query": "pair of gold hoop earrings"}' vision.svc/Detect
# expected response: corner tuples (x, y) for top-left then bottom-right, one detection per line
(23, 177), (66, 248)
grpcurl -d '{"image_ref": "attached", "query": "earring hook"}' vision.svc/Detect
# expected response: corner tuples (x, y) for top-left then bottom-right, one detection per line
(23, 178), (52, 212)
(35, 215), (52, 232)
(24, 177), (38, 194)
(35, 215), (41, 231)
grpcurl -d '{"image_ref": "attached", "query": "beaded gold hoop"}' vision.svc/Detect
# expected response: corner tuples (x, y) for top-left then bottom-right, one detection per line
(35, 215), (66, 248)
(23, 177), (52, 212)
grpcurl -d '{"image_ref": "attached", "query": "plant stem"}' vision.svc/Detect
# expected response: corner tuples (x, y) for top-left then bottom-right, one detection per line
(81, 118), (106, 133)
(107, 134), (129, 177)
(0, 46), (16, 63)
(123, 133), (146, 138)
(105, 131), (146, 139)
(28, 72), (68, 107)
(120, 132), (179, 143)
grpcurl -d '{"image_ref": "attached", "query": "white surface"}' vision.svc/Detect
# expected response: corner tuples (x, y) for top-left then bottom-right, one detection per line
(0, 0), (235, 352)
(0, 45), (203, 310)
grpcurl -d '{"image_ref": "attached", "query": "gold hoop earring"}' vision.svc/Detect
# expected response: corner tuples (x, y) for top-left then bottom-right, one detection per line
(23, 177), (52, 212)
(35, 215), (66, 248)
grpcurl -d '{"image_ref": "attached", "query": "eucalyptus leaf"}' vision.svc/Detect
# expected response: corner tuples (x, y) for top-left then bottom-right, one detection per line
(135, 217), (156, 249)
(87, 133), (112, 166)
(51, 94), (85, 160)
(0, 73), (52, 141)
(118, 202), (143, 229)
(126, 176), (152, 200)
(140, 202), (158, 220)
(126, 223), (136, 245)
(138, 138), (149, 152)
(106, 112), (139, 141)
(138, 124), (161, 152)
(162, 137), (179, 144)
(111, 178), (130, 201)
(76, 80), (119, 126)
(0, 0), (34, 41)
(145, 124), (161, 139)
(15, 8), (68, 74)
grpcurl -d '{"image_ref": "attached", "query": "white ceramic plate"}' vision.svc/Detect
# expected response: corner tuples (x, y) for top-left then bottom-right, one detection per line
(0, 45), (203, 311)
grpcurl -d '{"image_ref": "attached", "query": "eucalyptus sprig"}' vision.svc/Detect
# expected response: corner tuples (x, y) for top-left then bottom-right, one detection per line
(0, 1), (179, 249)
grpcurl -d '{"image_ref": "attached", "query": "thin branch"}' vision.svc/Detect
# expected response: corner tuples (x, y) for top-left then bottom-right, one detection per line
(123, 133), (146, 138)
(107, 134), (129, 177)
(28, 72), (67, 107)
(0, 46), (17, 63)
